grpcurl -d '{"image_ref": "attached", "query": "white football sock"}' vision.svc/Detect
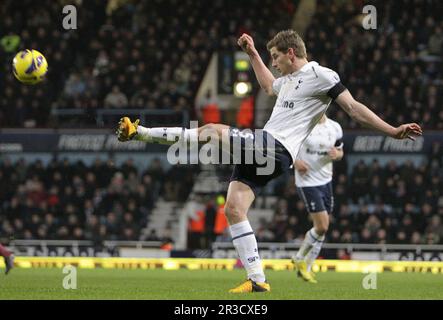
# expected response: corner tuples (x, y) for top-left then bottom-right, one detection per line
(295, 228), (325, 261)
(136, 125), (198, 145)
(305, 240), (323, 272)
(230, 220), (265, 283)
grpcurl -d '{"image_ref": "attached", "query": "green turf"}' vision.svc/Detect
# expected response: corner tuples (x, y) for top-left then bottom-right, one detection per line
(0, 268), (442, 300)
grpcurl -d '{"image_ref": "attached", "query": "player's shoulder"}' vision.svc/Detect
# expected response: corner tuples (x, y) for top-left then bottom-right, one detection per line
(313, 62), (336, 73)
(326, 118), (343, 136)
(313, 63), (340, 81)
(308, 62), (341, 94)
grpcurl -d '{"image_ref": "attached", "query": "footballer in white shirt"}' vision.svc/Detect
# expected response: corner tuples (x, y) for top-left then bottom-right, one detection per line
(117, 30), (422, 293)
(293, 114), (344, 283)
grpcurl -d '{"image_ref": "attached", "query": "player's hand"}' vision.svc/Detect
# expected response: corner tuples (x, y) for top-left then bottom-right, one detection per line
(392, 123), (423, 141)
(294, 160), (310, 175)
(237, 33), (257, 56)
(328, 147), (341, 160)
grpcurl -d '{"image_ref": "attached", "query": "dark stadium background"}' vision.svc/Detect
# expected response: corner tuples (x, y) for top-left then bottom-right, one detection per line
(0, 0), (442, 262)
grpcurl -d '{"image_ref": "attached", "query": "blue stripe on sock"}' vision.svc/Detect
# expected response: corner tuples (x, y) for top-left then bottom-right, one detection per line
(309, 230), (324, 243)
(232, 231), (254, 241)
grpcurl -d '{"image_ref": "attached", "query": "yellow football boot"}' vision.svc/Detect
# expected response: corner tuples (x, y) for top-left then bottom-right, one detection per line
(116, 117), (140, 141)
(229, 279), (271, 293)
(293, 259), (317, 284)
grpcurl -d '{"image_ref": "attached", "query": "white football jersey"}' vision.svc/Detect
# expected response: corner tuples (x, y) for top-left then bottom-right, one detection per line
(294, 118), (343, 187)
(263, 61), (343, 164)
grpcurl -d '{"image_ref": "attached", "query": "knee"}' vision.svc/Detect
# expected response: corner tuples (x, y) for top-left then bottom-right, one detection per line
(201, 123), (215, 131)
(200, 123), (221, 137)
(224, 202), (246, 224)
(315, 224), (329, 236)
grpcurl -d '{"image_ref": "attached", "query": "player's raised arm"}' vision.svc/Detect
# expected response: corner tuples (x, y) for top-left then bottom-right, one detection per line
(335, 90), (423, 140)
(238, 33), (276, 96)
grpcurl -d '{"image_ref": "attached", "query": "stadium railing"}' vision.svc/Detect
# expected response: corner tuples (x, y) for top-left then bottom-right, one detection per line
(8, 239), (443, 261)
(212, 242), (443, 261)
(10, 239), (165, 257)
(50, 108), (190, 128)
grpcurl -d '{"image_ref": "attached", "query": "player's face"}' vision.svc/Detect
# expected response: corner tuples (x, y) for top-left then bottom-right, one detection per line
(270, 47), (292, 75)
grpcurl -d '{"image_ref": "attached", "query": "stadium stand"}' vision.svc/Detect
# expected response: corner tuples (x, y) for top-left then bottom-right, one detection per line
(307, 0), (443, 129)
(0, 157), (199, 245)
(1, 145), (442, 245)
(0, 0), (442, 249)
(0, 0), (293, 127)
(254, 146), (443, 245)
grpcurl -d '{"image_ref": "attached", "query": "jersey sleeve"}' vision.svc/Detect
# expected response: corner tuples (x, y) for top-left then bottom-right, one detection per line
(272, 76), (286, 95)
(333, 121), (344, 149)
(317, 68), (346, 100)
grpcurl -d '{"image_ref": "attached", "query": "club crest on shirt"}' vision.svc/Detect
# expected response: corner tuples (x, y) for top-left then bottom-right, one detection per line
(295, 78), (303, 90)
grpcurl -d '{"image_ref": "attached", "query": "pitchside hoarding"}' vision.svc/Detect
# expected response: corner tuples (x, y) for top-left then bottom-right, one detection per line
(0, 130), (439, 154)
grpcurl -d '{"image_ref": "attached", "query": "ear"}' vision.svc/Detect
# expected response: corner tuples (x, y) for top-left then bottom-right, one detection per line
(287, 47), (296, 59)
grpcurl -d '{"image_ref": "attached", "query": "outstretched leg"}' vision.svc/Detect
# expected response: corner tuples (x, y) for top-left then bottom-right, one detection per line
(117, 117), (230, 146)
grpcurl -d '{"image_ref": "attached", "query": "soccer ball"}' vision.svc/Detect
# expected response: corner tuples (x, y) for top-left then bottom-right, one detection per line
(12, 49), (48, 85)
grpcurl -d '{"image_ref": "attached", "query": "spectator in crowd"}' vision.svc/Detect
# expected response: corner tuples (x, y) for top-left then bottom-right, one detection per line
(104, 85), (128, 108)
(428, 26), (443, 56)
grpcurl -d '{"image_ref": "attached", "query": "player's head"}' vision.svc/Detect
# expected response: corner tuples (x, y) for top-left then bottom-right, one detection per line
(267, 30), (307, 75)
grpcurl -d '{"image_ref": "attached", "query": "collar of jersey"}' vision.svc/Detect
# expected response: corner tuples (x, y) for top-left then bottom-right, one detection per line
(289, 61), (318, 77)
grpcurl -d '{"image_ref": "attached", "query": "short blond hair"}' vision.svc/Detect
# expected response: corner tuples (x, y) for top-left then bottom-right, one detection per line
(266, 30), (307, 58)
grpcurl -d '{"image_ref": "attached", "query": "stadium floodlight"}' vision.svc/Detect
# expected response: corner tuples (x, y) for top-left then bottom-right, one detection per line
(234, 81), (251, 97)
(234, 52), (251, 71)
(235, 59), (250, 71)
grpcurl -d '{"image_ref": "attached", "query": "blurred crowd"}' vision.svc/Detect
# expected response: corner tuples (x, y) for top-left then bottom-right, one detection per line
(1, 146), (442, 245)
(254, 142), (443, 245)
(0, 157), (198, 243)
(0, 0), (441, 128)
(0, 0), (292, 127)
(308, 0), (443, 129)
(1, 0), (443, 247)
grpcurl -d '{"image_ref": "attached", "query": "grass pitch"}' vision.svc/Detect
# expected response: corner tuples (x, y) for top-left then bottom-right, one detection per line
(0, 268), (442, 300)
